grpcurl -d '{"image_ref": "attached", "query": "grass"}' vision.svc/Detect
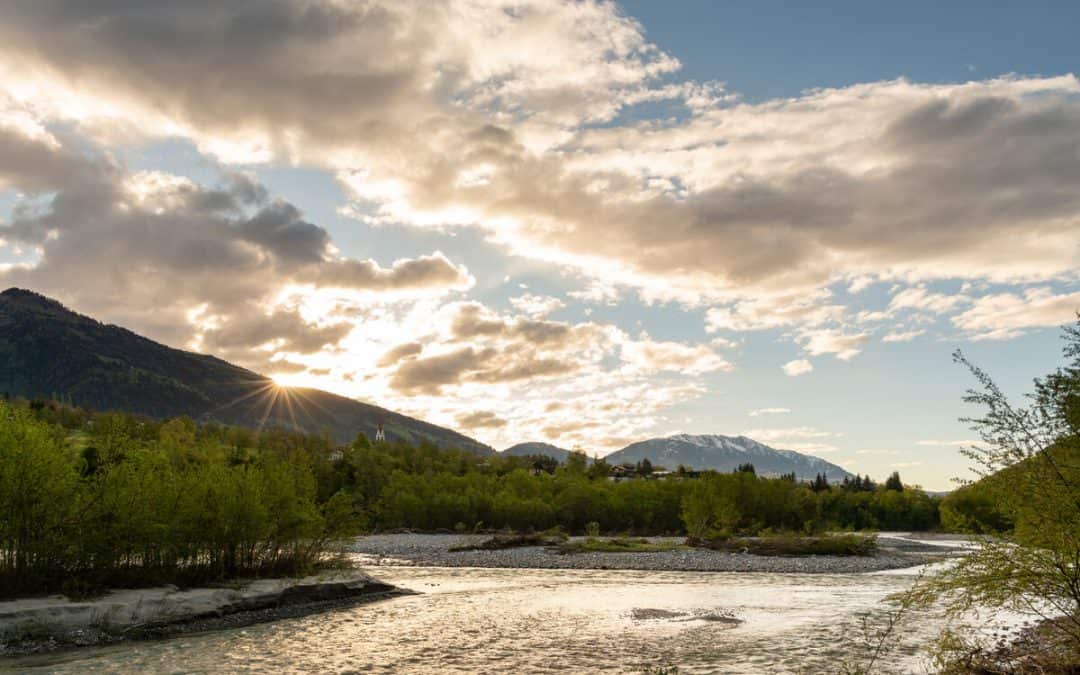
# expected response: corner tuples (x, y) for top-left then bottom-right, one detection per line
(694, 533), (878, 557)
(557, 537), (688, 554)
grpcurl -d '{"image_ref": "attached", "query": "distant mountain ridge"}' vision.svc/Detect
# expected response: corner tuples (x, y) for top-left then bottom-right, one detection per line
(604, 433), (852, 480)
(0, 288), (492, 454)
(501, 442), (578, 462)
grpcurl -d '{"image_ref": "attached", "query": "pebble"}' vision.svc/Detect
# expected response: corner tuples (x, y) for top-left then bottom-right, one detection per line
(350, 534), (951, 574)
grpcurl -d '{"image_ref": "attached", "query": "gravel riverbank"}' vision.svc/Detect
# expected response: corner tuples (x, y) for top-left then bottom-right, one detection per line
(0, 571), (408, 657)
(351, 533), (962, 574)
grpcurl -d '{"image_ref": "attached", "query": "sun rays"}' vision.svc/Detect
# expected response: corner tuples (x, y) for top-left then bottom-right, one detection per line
(207, 377), (338, 434)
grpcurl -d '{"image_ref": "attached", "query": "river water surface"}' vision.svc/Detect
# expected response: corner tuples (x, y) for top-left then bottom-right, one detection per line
(7, 563), (1015, 674)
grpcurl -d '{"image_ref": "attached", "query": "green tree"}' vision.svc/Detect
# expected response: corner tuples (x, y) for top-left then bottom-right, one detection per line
(915, 322), (1080, 655)
(884, 471), (904, 492)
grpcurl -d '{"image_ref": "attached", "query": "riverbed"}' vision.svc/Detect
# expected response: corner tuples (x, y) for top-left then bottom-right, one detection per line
(5, 557), (1020, 674)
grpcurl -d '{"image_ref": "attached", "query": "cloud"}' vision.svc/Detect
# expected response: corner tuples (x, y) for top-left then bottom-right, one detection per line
(4, 4), (1077, 314)
(705, 291), (844, 332)
(743, 427), (840, 442)
(915, 439), (979, 447)
(748, 407), (791, 417)
(887, 286), (969, 314)
(305, 253), (472, 293)
(619, 337), (733, 375)
(799, 329), (869, 360)
(382, 301), (732, 396)
(390, 345), (579, 395)
(881, 329), (926, 343)
(508, 293), (565, 317)
(781, 443), (839, 454)
(568, 280), (621, 305)
(951, 287), (1080, 340)
(782, 359), (814, 376)
(742, 426), (840, 454)
(456, 410), (508, 429)
(0, 116), (473, 368)
(889, 461), (925, 469)
(376, 342), (424, 368)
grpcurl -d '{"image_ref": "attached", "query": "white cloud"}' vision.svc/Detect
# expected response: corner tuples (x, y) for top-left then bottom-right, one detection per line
(882, 329), (926, 343)
(619, 336), (733, 375)
(568, 280), (621, 305)
(799, 329), (869, 360)
(706, 291), (844, 332)
(781, 443), (839, 454)
(783, 359), (814, 376)
(952, 287), (1080, 340)
(748, 407), (791, 417)
(508, 293), (565, 317)
(915, 440), (979, 447)
(743, 427), (841, 442)
(888, 286), (969, 314)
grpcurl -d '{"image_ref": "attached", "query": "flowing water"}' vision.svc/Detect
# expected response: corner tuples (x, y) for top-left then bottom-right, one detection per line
(5, 562), (1018, 674)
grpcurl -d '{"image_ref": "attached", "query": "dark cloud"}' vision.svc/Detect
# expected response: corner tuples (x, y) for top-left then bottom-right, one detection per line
(200, 308), (352, 356)
(450, 302), (588, 347)
(455, 410), (507, 429)
(388, 344), (580, 395)
(306, 253), (471, 292)
(376, 342), (424, 367)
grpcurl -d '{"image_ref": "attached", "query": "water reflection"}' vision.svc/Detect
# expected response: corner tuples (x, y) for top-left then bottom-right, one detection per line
(8, 564), (1008, 674)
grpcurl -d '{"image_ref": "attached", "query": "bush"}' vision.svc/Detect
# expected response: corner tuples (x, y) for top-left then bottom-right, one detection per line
(694, 534), (879, 557)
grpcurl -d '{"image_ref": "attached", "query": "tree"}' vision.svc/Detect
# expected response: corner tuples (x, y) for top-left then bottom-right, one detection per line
(564, 450), (589, 474)
(735, 462), (756, 475)
(884, 471), (904, 492)
(914, 321), (1080, 658)
(587, 456), (611, 480)
(636, 458), (653, 476)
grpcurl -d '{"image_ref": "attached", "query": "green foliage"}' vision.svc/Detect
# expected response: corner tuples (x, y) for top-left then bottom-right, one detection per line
(0, 393), (947, 600)
(677, 470), (938, 538)
(938, 480), (1013, 534)
(696, 534), (878, 557)
(557, 537), (687, 554)
(884, 471), (904, 492)
(913, 321), (1080, 658)
(0, 401), (362, 599)
(449, 532), (568, 551)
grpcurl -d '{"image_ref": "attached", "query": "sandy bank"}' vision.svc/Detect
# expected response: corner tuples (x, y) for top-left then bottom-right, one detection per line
(0, 570), (406, 657)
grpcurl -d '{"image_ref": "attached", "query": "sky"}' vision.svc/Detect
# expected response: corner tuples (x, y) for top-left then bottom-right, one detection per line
(0, 1), (1078, 490)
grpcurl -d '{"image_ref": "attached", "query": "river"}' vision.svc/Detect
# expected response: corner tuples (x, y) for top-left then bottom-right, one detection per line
(6, 561), (1017, 674)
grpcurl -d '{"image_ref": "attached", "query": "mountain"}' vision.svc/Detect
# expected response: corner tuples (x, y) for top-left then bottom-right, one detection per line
(605, 433), (852, 480)
(501, 442), (578, 462)
(0, 288), (492, 454)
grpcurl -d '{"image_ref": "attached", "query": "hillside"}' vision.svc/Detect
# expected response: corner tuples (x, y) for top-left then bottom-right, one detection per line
(605, 433), (852, 480)
(501, 442), (579, 462)
(0, 288), (491, 454)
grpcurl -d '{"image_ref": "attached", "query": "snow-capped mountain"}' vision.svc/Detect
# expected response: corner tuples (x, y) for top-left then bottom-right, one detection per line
(604, 434), (852, 480)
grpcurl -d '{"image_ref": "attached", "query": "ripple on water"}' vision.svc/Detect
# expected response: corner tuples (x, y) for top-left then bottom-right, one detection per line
(7, 566), (1019, 674)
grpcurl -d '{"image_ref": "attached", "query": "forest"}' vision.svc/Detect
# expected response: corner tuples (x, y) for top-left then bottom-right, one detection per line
(0, 397), (942, 599)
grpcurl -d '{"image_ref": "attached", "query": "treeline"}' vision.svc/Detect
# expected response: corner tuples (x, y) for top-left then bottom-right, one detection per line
(1, 398), (943, 598)
(0, 401), (359, 599)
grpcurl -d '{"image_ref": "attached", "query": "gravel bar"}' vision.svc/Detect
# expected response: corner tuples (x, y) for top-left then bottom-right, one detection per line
(350, 533), (960, 574)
